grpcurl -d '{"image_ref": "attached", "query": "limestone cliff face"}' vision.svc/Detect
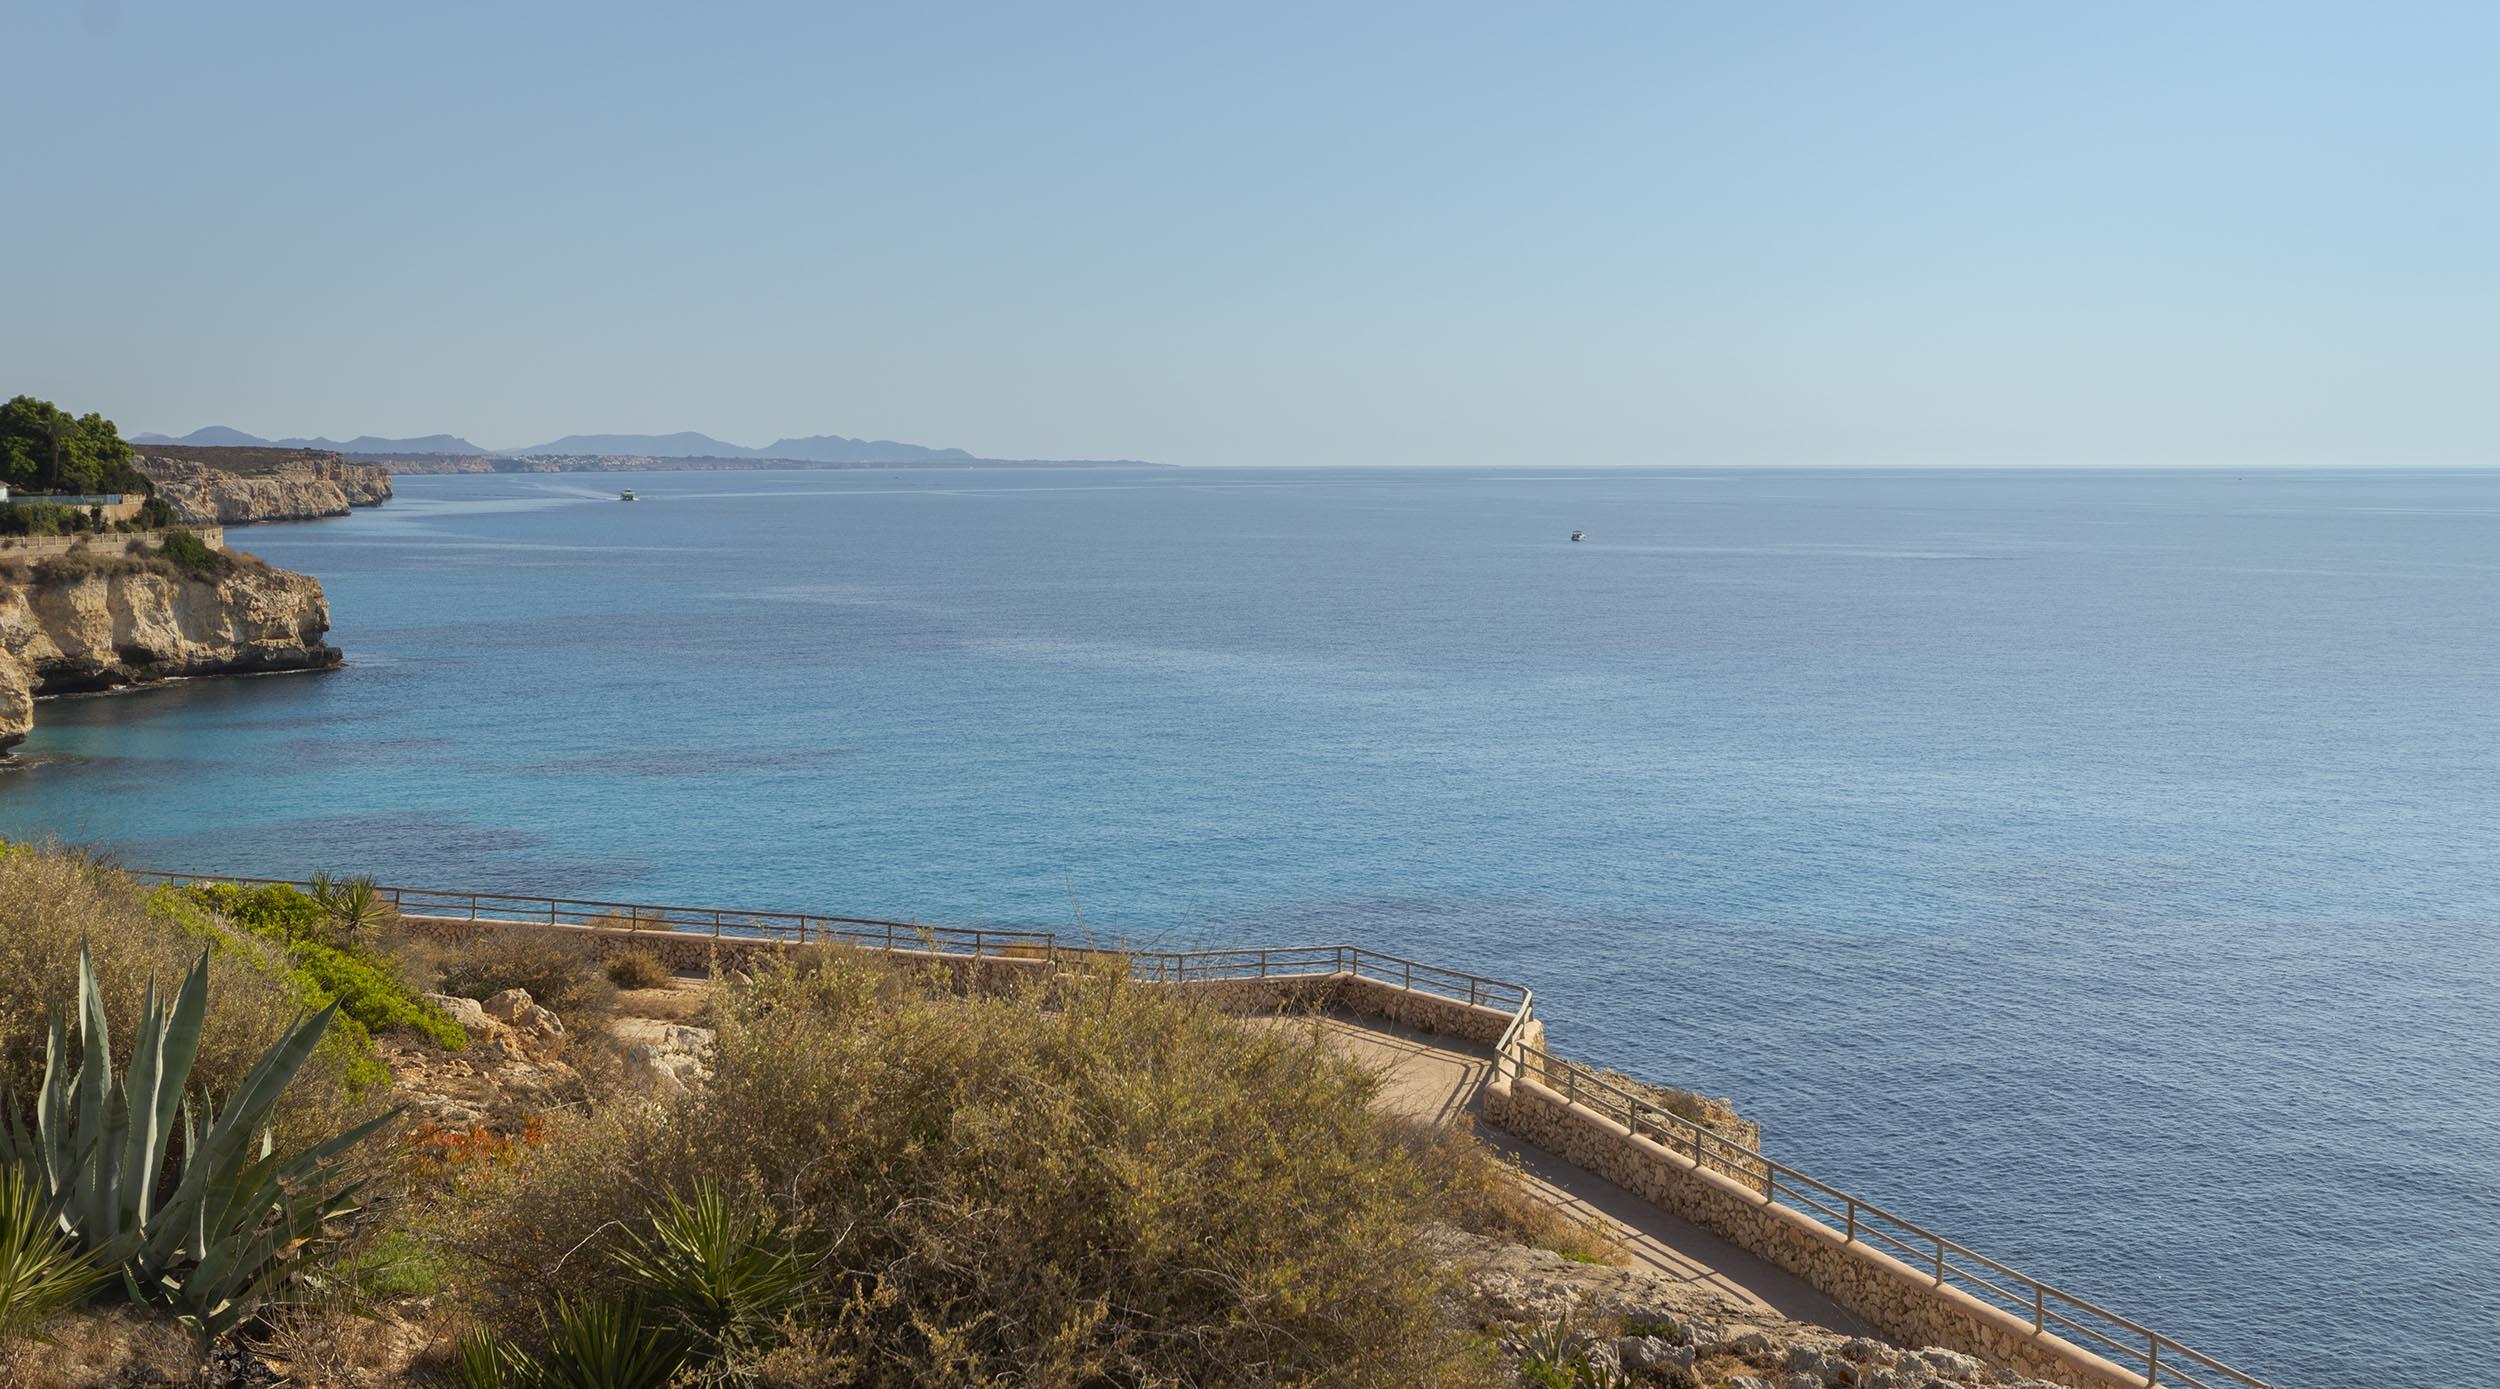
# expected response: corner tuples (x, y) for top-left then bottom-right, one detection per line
(0, 560), (339, 748)
(134, 451), (393, 525)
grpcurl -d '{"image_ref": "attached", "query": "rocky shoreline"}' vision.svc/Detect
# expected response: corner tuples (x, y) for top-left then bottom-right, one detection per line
(133, 447), (392, 525)
(0, 548), (339, 748)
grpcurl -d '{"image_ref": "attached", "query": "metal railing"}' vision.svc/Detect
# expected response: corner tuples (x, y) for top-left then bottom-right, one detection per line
(131, 870), (1054, 958)
(1494, 1041), (2278, 1389)
(136, 867), (2272, 1389)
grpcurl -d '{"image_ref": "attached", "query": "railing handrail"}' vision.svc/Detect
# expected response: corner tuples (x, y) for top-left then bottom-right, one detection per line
(1499, 1041), (2278, 1389)
(132, 866), (2271, 1389)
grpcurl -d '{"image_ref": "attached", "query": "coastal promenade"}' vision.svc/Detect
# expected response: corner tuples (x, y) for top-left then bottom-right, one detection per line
(1276, 1013), (1869, 1334)
(129, 871), (2276, 1389)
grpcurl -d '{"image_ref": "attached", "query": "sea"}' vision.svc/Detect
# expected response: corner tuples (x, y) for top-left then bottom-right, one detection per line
(5, 466), (2494, 1384)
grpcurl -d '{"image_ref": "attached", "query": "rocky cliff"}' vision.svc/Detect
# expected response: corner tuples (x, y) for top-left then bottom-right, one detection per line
(0, 549), (340, 748)
(133, 448), (393, 525)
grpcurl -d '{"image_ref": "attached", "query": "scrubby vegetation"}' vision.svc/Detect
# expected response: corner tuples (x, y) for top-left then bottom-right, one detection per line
(0, 847), (377, 1143)
(0, 846), (1637, 1388)
(169, 879), (469, 1052)
(441, 950), (1492, 1388)
(433, 927), (616, 1027)
(154, 527), (231, 577)
(604, 948), (673, 990)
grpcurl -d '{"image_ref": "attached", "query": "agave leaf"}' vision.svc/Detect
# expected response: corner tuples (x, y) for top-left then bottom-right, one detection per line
(190, 1002), (342, 1166)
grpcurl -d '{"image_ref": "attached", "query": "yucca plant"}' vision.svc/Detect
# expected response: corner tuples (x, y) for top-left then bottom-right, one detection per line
(608, 1182), (816, 1343)
(0, 1162), (108, 1340)
(309, 872), (393, 937)
(452, 1300), (691, 1389)
(0, 947), (397, 1343)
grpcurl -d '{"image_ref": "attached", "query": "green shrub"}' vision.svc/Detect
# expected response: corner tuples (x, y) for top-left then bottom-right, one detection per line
(0, 503), (88, 537)
(604, 949), (672, 990)
(174, 881), (465, 1051)
(155, 527), (229, 577)
(449, 951), (1482, 1388)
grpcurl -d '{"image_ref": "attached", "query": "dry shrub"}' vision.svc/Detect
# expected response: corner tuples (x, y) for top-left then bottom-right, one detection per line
(432, 927), (616, 1029)
(245, 1300), (432, 1387)
(0, 1304), (198, 1387)
(0, 846), (365, 1146)
(1400, 1117), (1619, 1264)
(603, 948), (672, 990)
(446, 950), (1491, 1389)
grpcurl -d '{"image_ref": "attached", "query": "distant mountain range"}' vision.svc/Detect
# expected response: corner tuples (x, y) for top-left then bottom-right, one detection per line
(131, 427), (983, 464)
(132, 427), (494, 455)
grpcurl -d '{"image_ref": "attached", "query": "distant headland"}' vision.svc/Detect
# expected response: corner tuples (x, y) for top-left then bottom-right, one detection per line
(131, 425), (1160, 470)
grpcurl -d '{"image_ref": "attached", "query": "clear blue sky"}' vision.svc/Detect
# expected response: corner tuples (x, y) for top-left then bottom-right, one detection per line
(5, 2), (2493, 466)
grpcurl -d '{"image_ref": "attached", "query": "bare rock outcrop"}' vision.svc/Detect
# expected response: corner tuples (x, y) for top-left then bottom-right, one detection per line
(133, 448), (392, 525)
(0, 551), (339, 748)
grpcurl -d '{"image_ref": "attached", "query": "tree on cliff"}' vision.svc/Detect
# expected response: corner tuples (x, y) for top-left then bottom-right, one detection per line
(0, 395), (151, 496)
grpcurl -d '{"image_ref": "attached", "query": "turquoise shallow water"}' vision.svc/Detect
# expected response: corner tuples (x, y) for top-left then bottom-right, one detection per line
(7, 466), (2498, 1383)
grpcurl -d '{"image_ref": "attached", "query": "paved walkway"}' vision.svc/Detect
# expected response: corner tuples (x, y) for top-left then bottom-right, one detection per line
(1275, 1014), (1868, 1335)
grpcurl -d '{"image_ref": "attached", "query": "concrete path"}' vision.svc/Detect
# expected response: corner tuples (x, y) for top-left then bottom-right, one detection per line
(1275, 1014), (1868, 1336)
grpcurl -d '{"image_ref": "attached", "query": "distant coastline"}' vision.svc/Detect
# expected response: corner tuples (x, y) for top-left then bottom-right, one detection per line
(366, 452), (1166, 474)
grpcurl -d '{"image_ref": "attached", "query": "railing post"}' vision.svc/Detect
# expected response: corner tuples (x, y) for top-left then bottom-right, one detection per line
(1259, 948), (1269, 977)
(2032, 1284), (2044, 1333)
(1846, 1199), (1857, 1245)
(548, 900), (556, 926)
(1934, 1237), (1946, 1285)
(712, 909), (722, 938)
(469, 893), (478, 922)
(2148, 1338), (2159, 1387)
(1403, 960), (1412, 991)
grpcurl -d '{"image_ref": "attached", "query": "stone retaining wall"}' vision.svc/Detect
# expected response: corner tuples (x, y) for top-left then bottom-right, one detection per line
(0, 527), (225, 562)
(1480, 1068), (2150, 1389)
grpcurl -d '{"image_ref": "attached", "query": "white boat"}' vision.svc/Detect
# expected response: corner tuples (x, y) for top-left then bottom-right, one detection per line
(620, 489), (638, 501)
(1570, 530), (1585, 542)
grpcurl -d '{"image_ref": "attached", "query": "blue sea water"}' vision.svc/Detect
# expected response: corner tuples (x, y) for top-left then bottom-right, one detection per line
(6, 466), (2496, 1384)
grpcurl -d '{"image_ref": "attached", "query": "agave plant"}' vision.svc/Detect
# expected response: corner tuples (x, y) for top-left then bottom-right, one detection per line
(0, 1162), (107, 1340)
(0, 947), (397, 1342)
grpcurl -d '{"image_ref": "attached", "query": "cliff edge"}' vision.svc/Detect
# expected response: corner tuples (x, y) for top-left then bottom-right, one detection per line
(0, 541), (340, 748)
(133, 446), (392, 525)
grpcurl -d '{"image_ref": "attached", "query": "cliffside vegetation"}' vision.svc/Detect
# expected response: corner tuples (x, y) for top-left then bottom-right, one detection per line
(0, 847), (1620, 1388)
(0, 396), (152, 497)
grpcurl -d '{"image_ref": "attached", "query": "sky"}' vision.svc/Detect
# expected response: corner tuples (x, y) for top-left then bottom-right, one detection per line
(3, 1), (2494, 467)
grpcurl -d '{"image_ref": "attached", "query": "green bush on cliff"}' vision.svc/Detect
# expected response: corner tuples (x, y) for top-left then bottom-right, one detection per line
(0, 502), (91, 536)
(176, 881), (467, 1051)
(0, 394), (150, 496)
(156, 527), (231, 577)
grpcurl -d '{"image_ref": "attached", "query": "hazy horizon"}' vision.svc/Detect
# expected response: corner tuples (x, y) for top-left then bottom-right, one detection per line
(7, 2), (2494, 468)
